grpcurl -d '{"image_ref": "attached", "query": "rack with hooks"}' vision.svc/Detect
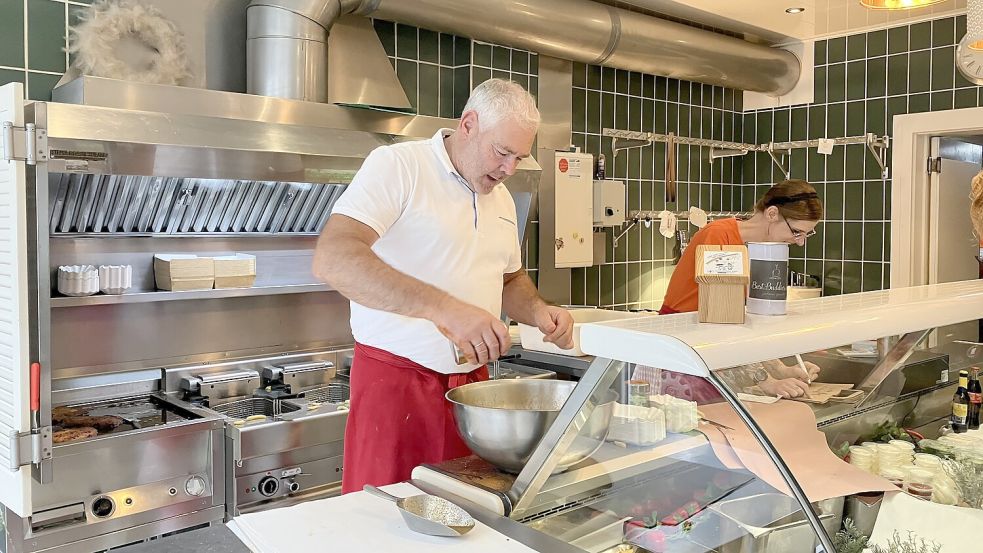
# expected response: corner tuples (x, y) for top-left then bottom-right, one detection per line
(603, 128), (891, 180)
(612, 209), (750, 248)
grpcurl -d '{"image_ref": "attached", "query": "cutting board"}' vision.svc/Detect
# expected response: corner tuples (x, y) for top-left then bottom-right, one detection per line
(228, 483), (537, 553)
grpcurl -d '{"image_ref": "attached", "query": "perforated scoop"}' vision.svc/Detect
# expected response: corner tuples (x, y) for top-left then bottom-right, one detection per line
(364, 485), (475, 537)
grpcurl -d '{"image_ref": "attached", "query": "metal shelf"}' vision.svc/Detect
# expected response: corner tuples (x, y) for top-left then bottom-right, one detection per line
(50, 283), (334, 307)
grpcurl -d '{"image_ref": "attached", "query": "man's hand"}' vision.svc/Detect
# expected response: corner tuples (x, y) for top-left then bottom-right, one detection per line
(533, 305), (575, 350)
(432, 297), (511, 365)
(758, 377), (810, 399)
(773, 361), (822, 382)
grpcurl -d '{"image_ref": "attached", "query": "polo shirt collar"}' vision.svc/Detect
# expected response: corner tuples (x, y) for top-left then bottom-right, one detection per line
(431, 128), (465, 181)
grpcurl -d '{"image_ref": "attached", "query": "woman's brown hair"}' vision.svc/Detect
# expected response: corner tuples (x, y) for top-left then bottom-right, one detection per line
(971, 170), (983, 239)
(754, 179), (824, 222)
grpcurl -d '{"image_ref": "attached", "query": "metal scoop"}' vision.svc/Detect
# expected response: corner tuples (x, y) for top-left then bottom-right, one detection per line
(363, 485), (475, 537)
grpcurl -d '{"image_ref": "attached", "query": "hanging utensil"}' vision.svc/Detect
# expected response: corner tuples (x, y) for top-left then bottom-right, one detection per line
(363, 485), (475, 537)
(665, 132), (677, 203)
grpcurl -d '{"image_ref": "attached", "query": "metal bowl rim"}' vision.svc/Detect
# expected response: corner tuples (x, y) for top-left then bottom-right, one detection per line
(445, 379), (577, 413)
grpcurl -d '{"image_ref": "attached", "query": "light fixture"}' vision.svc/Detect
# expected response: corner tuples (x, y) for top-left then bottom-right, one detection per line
(860, 0), (946, 9)
(785, 7), (806, 13)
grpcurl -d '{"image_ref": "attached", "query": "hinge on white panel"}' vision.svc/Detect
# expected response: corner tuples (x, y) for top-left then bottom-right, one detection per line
(1, 121), (47, 165)
(927, 156), (942, 174)
(8, 427), (52, 469)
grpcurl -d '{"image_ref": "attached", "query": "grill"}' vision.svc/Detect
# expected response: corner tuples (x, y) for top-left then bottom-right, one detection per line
(211, 397), (300, 419)
(300, 383), (351, 404)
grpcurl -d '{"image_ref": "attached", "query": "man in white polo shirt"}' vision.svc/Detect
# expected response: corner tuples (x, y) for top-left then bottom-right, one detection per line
(313, 79), (574, 493)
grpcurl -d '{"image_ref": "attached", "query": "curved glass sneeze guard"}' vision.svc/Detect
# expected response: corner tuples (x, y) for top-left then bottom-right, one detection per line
(510, 359), (832, 553)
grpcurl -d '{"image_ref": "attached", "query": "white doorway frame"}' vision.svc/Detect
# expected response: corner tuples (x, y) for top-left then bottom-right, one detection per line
(891, 107), (983, 288)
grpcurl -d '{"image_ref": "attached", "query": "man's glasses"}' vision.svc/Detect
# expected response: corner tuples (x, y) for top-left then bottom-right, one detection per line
(784, 217), (817, 240)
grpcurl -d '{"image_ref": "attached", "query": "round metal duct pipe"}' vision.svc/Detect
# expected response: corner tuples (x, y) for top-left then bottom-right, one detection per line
(248, 0), (800, 100)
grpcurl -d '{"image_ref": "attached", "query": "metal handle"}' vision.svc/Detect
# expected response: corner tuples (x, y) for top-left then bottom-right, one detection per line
(363, 485), (399, 503)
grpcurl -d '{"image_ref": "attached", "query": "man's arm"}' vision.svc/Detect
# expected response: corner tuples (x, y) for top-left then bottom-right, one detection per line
(502, 269), (575, 349)
(313, 214), (510, 363)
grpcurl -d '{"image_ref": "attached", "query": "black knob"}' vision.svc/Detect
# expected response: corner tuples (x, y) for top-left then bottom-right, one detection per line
(288, 481), (300, 493)
(92, 496), (115, 518)
(605, 208), (615, 216)
(258, 476), (279, 497)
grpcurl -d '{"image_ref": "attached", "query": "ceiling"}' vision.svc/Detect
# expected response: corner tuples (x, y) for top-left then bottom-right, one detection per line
(604, 0), (966, 44)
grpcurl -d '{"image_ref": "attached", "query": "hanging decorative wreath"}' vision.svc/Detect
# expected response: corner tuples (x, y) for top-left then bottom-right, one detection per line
(67, 1), (190, 85)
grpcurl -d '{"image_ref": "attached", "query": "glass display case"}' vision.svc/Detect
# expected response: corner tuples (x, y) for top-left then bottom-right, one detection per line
(415, 281), (983, 553)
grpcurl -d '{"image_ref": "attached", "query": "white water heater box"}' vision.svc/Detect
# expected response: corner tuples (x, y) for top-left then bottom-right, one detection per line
(554, 151), (594, 268)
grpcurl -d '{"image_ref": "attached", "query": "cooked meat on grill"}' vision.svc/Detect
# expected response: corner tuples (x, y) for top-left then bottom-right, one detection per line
(52, 427), (98, 444)
(51, 406), (83, 424)
(59, 415), (125, 431)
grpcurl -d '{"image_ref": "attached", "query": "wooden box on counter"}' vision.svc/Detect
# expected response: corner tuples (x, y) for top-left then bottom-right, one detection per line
(695, 244), (749, 324)
(213, 254), (257, 288)
(154, 254), (214, 291)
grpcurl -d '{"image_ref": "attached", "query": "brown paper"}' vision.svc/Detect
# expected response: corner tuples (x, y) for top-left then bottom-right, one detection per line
(699, 400), (897, 502)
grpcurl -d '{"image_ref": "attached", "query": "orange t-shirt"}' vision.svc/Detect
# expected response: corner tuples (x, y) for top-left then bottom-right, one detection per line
(659, 218), (744, 314)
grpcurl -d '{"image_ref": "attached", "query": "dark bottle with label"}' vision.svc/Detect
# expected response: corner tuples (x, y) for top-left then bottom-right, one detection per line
(951, 369), (970, 434)
(968, 367), (982, 430)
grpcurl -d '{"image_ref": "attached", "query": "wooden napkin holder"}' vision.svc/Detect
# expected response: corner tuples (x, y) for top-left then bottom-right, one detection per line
(695, 244), (750, 324)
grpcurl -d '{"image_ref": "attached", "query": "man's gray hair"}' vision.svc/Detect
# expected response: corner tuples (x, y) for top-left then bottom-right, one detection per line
(462, 78), (540, 131)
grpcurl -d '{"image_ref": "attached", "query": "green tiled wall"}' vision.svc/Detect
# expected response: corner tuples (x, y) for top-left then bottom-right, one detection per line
(744, 15), (976, 296)
(571, 65), (744, 310)
(0, 0), (92, 101)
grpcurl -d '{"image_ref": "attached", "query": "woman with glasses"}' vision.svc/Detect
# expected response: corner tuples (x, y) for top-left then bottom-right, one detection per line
(651, 179), (824, 400)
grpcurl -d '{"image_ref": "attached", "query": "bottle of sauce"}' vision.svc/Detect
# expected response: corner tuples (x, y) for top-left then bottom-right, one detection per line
(968, 367), (982, 431)
(951, 369), (970, 434)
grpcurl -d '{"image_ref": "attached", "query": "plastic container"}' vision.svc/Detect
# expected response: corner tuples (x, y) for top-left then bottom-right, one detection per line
(746, 242), (789, 315)
(648, 394), (698, 433)
(518, 308), (645, 356)
(608, 403), (667, 446)
(903, 467), (935, 500)
(879, 467), (905, 488)
(848, 447), (875, 473)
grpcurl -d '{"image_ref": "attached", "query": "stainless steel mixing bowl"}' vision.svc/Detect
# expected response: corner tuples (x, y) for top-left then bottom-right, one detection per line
(446, 379), (615, 474)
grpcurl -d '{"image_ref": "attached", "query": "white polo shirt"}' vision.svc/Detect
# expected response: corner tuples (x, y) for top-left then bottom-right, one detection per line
(331, 129), (523, 374)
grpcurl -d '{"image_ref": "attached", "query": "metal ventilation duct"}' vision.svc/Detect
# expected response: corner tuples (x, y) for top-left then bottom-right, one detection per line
(247, 0), (800, 102)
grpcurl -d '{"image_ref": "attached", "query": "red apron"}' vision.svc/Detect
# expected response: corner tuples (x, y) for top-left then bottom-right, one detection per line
(340, 342), (488, 494)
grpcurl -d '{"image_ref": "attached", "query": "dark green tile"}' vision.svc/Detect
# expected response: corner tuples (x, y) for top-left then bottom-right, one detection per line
(886, 96), (907, 134)
(439, 33), (454, 65)
(712, 85), (724, 109)
(601, 92), (614, 132)
(656, 100), (669, 133)
(602, 67), (616, 92)
(492, 46), (510, 71)
(512, 73), (529, 92)
(908, 50), (931, 93)
(396, 59), (418, 109)
(828, 37), (846, 64)
(828, 63), (846, 103)
(862, 262), (883, 291)
(615, 94), (628, 129)
(847, 60), (866, 101)
(642, 98), (654, 133)
(888, 25), (909, 55)
(628, 262), (641, 303)
(28, 0), (65, 73)
(955, 87), (977, 109)
(868, 30), (887, 58)
(931, 46), (955, 91)
(844, 180), (864, 219)
(791, 107), (807, 141)
(678, 105), (691, 136)
(667, 78), (679, 102)
(958, 15), (968, 40)
(656, 77), (668, 101)
(867, 57), (886, 98)
(758, 110), (774, 143)
(418, 29), (438, 63)
(827, 102), (845, 138)
(472, 66), (491, 87)
(570, 268), (586, 306)
(587, 65), (601, 89)
(773, 108), (790, 143)
(825, 221), (844, 259)
(512, 50), (529, 74)
(600, 264), (614, 306)
(678, 79), (691, 104)
(628, 96), (642, 131)
(473, 42), (491, 67)
(845, 144), (865, 181)
(866, 98), (886, 135)
(629, 72), (642, 97)
(824, 262), (844, 296)
(529, 54), (538, 74)
(492, 69), (509, 81)
(833, 101), (867, 136)
(806, 221), (825, 259)
(587, 264), (600, 306)
(454, 37), (471, 67)
(418, 64), (439, 116)
(844, 222), (863, 260)
(572, 87), (586, 131)
(617, 69), (630, 95)
(910, 21), (932, 51)
(813, 65), (827, 104)
(396, 24), (417, 59)
(931, 90), (954, 111)
(808, 105), (826, 140)
(847, 34), (867, 61)
(529, 75), (538, 97)
(842, 261), (862, 294)
(790, 148), (807, 181)
(439, 67), (455, 118)
(932, 17), (955, 48)
(824, 182), (844, 221)
(453, 67), (470, 116)
(815, 40), (827, 65)
(887, 54), (908, 96)
(0, 69), (26, 89)
(864, 222), (885, 261)
(864, 180), (885, 220)
(643, 74), (654, 98)
(908, 92), (931, 113)
(373, 19), (396, 58)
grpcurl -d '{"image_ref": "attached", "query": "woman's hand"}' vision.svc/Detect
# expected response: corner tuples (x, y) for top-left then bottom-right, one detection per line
(758, 377), (810, 399)
(772, 360), (821, 382)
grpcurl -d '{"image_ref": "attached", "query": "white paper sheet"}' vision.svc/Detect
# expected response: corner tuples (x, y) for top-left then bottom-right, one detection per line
(868, 492), (983, 553)
(227, 482), (537, 553)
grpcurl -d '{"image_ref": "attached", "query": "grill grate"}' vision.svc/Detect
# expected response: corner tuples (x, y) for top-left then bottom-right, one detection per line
(211, 397), (300, 419)
(301, 383), (351, 404)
